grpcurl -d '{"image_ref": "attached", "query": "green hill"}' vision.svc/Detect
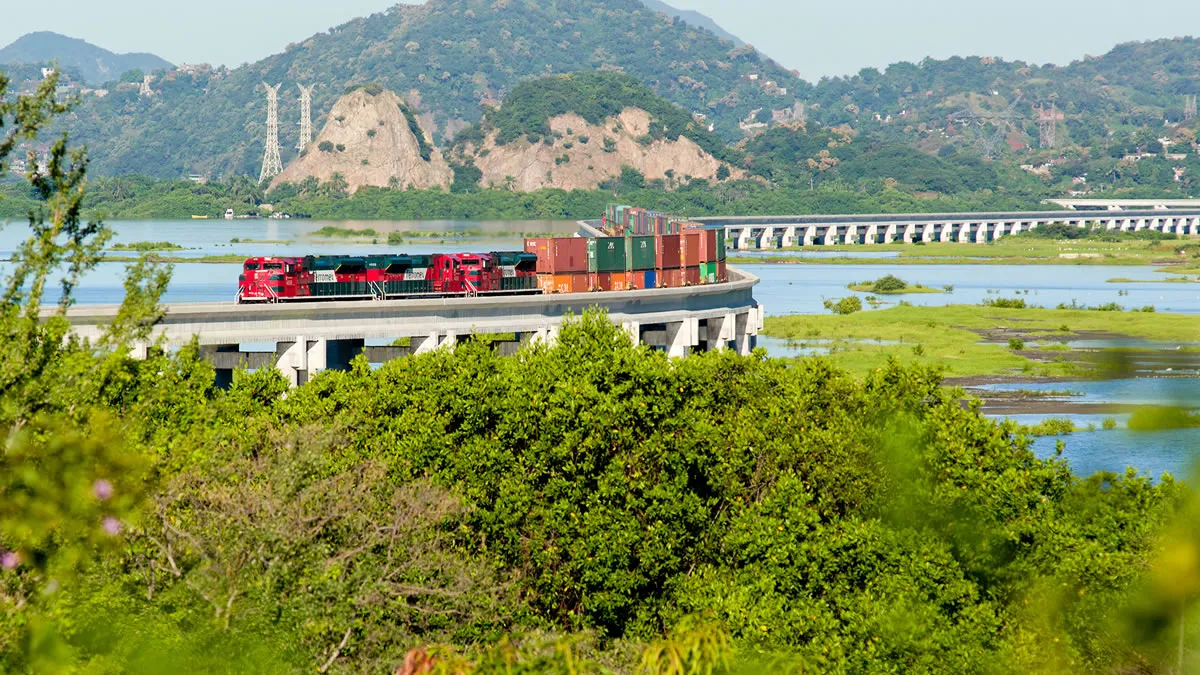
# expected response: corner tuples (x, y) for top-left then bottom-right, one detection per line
(56, 0), (801, 179)
(0, 32), (173, 86)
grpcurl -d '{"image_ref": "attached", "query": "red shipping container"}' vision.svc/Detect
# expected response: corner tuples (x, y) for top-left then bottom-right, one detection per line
(682, 231), (704, 267)
(525, 238), (554, 274)
(658, 268), (684, 288)
(595, 271), (632, 292)
(551, 237), (589, 273)
(716, 261), (728, 282)
(657, 234), (682, 269)
(703, 230), (717, 263)
(684, 267), (701, 286)
(629, 270), (645, 290)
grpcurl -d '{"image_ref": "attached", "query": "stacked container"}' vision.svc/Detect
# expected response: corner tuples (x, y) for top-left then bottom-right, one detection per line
(525, 225), (727, 293)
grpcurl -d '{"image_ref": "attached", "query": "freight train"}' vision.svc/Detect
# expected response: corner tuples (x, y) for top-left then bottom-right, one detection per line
(236, 251), (540, 303)
(236, 229), (728, 303)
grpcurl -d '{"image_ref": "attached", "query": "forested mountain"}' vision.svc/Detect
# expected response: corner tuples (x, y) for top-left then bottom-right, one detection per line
(0, 32), (172, 85)
(55, 0), (799, 178)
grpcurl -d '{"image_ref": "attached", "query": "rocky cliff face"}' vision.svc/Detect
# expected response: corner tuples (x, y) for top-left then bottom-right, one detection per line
(460, 108), (742, 192)
(273, 88), (452, 193)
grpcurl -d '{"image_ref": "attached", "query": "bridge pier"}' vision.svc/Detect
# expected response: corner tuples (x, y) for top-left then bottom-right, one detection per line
(780, 226), (796, 248)
(804, 226), (817, 246)
(844, 224), (859, 245)
(883, 224), (897, 244)
(823, 227), (839, 246)
(665, 317), (699, 358)
(758, 226), (775, 249)
(864, 224), (878, 244)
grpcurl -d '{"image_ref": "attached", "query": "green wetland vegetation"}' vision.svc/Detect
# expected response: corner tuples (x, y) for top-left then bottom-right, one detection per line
(7, 67), (1200, 675)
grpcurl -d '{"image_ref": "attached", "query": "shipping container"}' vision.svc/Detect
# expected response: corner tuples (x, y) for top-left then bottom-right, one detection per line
(717, 261), (728, 282)
(588, 237), (627, 273)
(715, 228), (727, 261)
(625, 235), (656, 270)
(657, 234), (682, 269)
(659, 268), (684, 288)
(595, 271), (632, 292)
(681, 231), (703, 267)
(643, 269), (657, 289)
(552, 237), (589, 273)
(699, 261), (718, 284)
(524, 238), (553, 273)
(539, 272), (591, 294)
(685, 267), (701, 286)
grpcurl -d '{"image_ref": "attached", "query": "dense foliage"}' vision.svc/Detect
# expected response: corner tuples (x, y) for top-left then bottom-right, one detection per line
(6, 67), (1200, 675)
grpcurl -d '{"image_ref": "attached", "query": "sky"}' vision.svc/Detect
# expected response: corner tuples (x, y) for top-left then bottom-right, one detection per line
(2, 0), (1199, 81)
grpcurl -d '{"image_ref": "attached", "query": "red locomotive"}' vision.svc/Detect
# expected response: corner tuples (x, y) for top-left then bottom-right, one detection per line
(237, 252), (540, 303)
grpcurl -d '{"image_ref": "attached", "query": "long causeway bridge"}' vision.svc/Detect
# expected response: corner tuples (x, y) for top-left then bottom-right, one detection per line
(693, 209), (1200, 249)
(58, 267), (763, 387)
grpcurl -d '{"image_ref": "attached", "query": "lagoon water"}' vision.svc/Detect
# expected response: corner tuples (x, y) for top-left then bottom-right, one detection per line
(3, 218), (1198, 477)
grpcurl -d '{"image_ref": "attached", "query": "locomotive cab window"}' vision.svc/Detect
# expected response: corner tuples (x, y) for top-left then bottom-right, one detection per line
(264, 263), (283, 270)
(244, 263), (260, 271)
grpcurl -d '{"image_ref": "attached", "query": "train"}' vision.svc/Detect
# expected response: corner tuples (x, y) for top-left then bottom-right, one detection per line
(236, 229), (728, 304)
(236, 251), (540, 303)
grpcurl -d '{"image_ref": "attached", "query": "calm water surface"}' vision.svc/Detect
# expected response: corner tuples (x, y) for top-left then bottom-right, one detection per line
(4, 219), (1197, 477)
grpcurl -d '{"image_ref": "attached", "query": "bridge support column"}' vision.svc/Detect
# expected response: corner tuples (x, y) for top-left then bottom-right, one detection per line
(780, 226), (796, 248)
(440, 331), (458, 350)
(736, 227), (751, 249)
(844, 224), (858, 245)
(129, 341), (149, 360)
(276, 337), (308, 388)
(412, 333), (440, 355)
(706, 313), (736, 352)
(804, 226), (817, 246)
(956, 223), (971, 243)
(758, 226), (775, 249)
(622, 321), (641, 346)
(823, 227), (838, 246)
(666, 317), (699, 358)
(903, 224), (916, 243)
(733, 308), (762, 357)
(202, 344), (242, 389)
(1189, 217), (1200, 236)
(939, 223), (952, 243)
(975, 223), (988, 243)
(864, 224), (878, 244)
(883, 224), (897, 244)
(529, 325), (559, 348)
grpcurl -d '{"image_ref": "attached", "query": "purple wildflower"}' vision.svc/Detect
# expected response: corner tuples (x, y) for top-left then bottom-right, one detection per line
(1, 551), (19, 570)
(93, 479), (114, 501)
(102, 516), (122, 536)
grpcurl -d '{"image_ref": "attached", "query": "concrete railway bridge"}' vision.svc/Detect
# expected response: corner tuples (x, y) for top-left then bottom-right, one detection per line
(58, 268), (763, 387)
(692, 209), (1200, 249)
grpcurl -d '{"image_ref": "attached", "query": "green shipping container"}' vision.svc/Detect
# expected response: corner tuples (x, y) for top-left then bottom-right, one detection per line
(587, 237), (627, 273)
(715, 229), (727, 261)
(699, 262), (718, 284)
(625, 236), (656, 271)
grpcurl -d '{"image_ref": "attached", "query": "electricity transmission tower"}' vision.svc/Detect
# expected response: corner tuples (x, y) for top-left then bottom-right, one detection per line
(947, 96), (1026, 159)
(297, 84), (315, 152)
(259, 82), (283, 182)
(1036, 103), (1058, 149)
(1186, 95), (1198, 121)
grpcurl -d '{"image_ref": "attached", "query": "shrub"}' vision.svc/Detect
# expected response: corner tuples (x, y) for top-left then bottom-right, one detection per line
(983, 297), (1027, 309)
(1008, 338), (1025, 351)
(716, 165), (731, 181)
(387, 232), (404, 245)
(367, 129), (377, 138)
(318, 140), (334, 153)
(871, 275), (908, 293)
(823, 296), (862, 315)
(335, 144), (346, 152)
(1103, 417), (1119, 431)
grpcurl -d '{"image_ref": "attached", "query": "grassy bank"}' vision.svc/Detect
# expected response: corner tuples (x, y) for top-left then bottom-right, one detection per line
(763, 303), (1200, 378)
(732, 236), (1200, 270)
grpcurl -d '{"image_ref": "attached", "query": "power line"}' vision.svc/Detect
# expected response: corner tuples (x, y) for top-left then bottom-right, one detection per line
(947, 96), (1025, 159)
(1036, 103), (1057, 149)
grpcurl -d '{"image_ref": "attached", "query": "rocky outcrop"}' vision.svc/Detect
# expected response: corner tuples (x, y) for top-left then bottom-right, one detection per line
(273, 88), (452, 192)
(459, 108), (742, 192)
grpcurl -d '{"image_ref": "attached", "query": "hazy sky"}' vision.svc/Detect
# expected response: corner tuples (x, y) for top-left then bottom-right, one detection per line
(2, 0), (1198, 81)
